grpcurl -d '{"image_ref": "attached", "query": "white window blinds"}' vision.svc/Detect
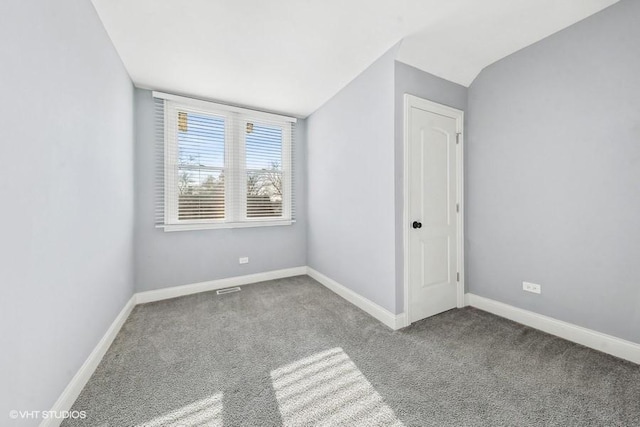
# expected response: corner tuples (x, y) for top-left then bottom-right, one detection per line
(153, 92), (296, 231)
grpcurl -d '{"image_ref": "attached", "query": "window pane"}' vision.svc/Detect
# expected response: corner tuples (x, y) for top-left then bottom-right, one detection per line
(246, 123), (282, 170)
(247, 170), (282, 218)
(246, 123), (283, 218)
(176, 111), (225, 220)
(178, 112), (225, 168)
(178, 169), (225, 220)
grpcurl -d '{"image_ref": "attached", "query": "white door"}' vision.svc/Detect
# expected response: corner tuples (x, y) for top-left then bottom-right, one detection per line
(407, 96), (462, 324)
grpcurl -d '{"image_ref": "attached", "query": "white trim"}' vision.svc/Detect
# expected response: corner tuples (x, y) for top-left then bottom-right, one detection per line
(44, 266), (309, 424)
(160, 219), (293, 232)
(135, 266), (308, 304)
(40, 296), (137, 427)
(465, 293), (640, 365)
(44, 266), (413, 426)
(456, 116), (465, 310)
(152, 91), (297, 123)
(394, 312), (408, 330)
(403, 94), (465, 328)
(280, 120), (293, 221)
(402, 96), (410, 327)
(307, 267), (405, 330)
(161, 97), (294, 231)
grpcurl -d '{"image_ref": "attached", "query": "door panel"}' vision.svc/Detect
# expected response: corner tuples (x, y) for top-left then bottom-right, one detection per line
(422, 128), (450, 226)
(409, 105), (459, 323)
(421, 236), (450, 288)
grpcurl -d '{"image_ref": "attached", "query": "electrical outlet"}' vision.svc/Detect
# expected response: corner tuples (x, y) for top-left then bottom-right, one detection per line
(239, 257), (249, 264)
(523, 281), (541, 294)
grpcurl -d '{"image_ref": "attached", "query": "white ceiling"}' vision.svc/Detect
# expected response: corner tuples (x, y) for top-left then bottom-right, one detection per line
(396, 0), (618, 87)
(92, 0), (618, 117)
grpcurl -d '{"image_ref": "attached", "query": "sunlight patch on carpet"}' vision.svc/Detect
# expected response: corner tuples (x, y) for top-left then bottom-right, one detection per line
(136, 393), (223, 427)
(271, 348), (404, 426)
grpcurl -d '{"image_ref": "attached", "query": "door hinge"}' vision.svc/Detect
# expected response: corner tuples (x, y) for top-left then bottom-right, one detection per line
(456, 133), (461, 144)
(456, 272), (460, 282)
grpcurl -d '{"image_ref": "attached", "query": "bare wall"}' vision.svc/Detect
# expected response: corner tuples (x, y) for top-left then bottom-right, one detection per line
(134, 89), (307, 292)
(467, 0), (640, 343)
(307, 45), (398, 313)
(0, 0), (135, 421)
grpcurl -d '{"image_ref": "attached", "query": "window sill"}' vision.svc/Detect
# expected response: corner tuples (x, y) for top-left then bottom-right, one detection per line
(158, 219), (294, 232)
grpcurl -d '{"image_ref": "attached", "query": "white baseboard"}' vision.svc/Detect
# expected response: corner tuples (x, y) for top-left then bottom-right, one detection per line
(41, 296), (136, 427)
(44, 281), (639, 427)
(46, 266), (406, 424)
(394, 312), (408, 330)
(43, 266), (307, 425)
(465, 293), (640, 365)
(135, 266), (308, 304)
(307, 267), (405, 330)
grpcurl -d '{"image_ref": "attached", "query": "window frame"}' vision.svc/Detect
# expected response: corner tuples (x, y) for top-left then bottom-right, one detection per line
(239, 117), (292, 224)
(157, 92), (295, 232)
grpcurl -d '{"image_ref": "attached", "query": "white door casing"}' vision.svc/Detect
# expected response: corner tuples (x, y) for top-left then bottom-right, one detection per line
(404, 95), (464, 325)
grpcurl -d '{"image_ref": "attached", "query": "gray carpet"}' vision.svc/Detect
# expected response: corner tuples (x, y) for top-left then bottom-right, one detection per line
(64, 275), (640, 426)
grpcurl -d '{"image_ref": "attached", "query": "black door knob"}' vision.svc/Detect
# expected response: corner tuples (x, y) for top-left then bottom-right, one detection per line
(412, 221), (422, 229)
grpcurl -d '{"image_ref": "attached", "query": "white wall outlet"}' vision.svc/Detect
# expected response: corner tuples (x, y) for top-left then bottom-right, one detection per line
(239, 257), (249, 264)
(523, 281), (541, 294)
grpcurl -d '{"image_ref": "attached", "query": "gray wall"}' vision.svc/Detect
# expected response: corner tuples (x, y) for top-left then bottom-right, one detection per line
(134, 89), (307, 292)
(394, 62), (468, 313)
(0, 0), (135, 421)
(307, 46), (398, 313)
(467, 0), (640, 343)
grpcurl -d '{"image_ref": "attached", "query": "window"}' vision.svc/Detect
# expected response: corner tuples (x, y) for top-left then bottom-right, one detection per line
(154, 92), (296, 231)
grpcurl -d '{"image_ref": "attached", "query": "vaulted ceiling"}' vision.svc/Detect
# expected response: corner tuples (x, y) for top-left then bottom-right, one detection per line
(92, 0), (618, 117)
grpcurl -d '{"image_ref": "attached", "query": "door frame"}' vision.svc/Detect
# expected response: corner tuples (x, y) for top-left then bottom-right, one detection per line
(403, 94), (465, 326)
